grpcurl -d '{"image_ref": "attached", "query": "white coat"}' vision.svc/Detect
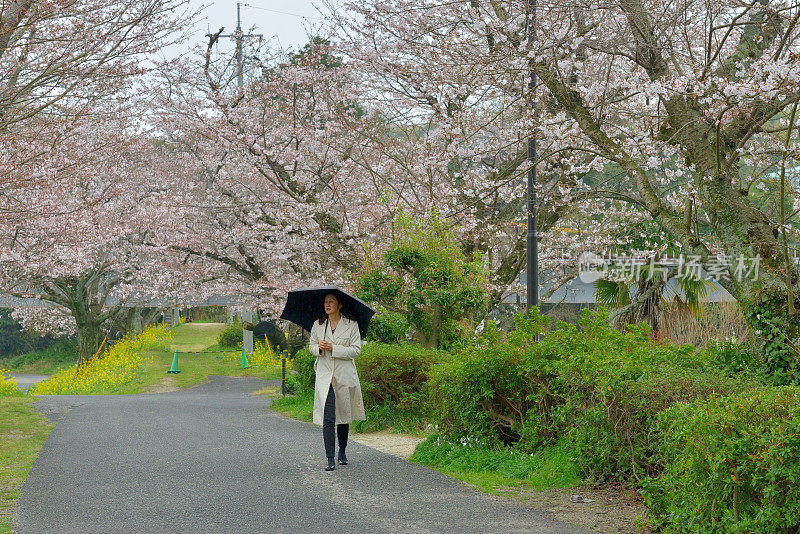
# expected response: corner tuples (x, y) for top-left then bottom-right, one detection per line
(309, 316), (366, 426)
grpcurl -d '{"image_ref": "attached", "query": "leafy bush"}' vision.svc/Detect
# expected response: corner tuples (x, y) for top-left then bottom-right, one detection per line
(707, 338), (762, 377)
(0, 371), (22, 397)
(545, 311), (758, 483)
(29, 324), (172, 395)
(644, 387), (800, 532)
(430, 339), (534, 447)
(291, 348), (316, 393)
(366, 310), (410, 343)
(355, 211), (489, 349)
(217, 321), (242, 348)
(745, 299), (798, 384)
(357, 342), (448, 412)
(429, 308), (758, 482)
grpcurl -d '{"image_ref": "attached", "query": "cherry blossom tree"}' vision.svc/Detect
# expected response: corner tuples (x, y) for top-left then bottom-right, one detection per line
(0, 115), (186, 361)
(328, 0), (636, 309)
(149, 36), (386, 315)
(329, 0), (800, 360)
(0, 0), (194, 361)
(0, 0), (189, 132)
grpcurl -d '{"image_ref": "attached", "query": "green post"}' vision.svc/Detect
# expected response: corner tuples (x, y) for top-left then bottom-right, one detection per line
(167, 350), (181, 374)
(240, 347), (249, 369)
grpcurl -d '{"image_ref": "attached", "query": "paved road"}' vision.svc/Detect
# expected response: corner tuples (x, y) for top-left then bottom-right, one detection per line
(16, 376), (593, 534)
(4, 373), (50, 393)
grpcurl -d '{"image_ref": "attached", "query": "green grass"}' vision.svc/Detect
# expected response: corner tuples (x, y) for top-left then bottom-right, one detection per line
(410, 435), (581, 494)
(270, 390), (314, 422)
(352, 403), (429, 434)
(0, 340), (77, 374)
(0, 397), (54, 534)
(109, 323), (282, 394)
(170, 323), (228, 352)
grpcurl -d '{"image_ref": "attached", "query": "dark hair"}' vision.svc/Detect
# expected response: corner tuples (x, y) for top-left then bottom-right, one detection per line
(317, 292), (356, 325)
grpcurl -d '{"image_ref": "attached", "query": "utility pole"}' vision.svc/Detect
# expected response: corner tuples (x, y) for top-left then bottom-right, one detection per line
(218, 3), (263, 88)
(526, 0), (539, 311)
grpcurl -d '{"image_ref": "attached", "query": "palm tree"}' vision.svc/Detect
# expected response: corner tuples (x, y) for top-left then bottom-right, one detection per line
(595, 260), (710, 334)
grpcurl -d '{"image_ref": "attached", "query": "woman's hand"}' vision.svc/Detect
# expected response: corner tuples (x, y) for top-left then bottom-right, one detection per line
(318, 340), (333, 352)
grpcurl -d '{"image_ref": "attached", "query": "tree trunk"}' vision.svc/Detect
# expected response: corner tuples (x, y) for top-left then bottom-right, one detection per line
(701, 170), (800, 375)
(75, 315), (104, 363)
(429, 303), (442, 349)
(33, 269), (121, 364)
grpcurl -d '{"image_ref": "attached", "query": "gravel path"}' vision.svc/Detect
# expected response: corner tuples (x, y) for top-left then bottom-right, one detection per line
(16, 376), (594, 534)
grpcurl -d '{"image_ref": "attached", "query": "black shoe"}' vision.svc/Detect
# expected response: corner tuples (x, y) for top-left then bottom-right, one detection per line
(338, 453), (348, 466)
(325, 458), (336, 471)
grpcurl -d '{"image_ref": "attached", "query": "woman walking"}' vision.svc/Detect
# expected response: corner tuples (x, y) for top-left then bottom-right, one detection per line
(309, 292), (366, 471)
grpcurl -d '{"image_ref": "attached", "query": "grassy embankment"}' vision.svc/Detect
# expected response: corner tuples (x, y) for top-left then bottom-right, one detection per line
(113, 323), (282, 394)
(0, 341), (76, 375)
(6, 323), (283, 395)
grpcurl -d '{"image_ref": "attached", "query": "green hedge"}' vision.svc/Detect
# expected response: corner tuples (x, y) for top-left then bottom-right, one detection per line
(358, 342), (448, 411)
(644, 387), (800, 532)
(366, 311), (410, 343)
(429, 309), (759, 482)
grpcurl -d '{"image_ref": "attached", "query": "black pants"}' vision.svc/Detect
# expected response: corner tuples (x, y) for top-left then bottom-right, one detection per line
(323, 385), (349, 459)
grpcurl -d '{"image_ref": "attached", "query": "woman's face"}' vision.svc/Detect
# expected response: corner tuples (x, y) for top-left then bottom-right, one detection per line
(324, 294), (342, 316)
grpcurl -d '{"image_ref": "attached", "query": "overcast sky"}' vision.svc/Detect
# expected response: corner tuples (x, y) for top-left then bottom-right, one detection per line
(160, 0), (332, 60)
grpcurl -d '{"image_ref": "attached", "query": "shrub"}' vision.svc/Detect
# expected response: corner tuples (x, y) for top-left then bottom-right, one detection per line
(366, 310), (410, 343)
(707, 338), (762, 377)
(429, 308), (758, 482)
(430, 340), (534, 447)
(357, 342), (448, 412)
(217, 321), (243, 348)
(543, 311), (757, 482)
(291, 348), (316, 393)
(644, 387), (800, 532)
(355, 210), (489, 349)
(0, 371), (22, 397)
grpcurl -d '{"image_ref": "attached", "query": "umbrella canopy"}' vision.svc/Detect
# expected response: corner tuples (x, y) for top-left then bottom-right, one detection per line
(279, 286), (376, 339)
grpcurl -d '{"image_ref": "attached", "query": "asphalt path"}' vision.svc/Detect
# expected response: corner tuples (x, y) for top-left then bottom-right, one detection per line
(16, 376), (594, 534)
(4, 373), (50, 393)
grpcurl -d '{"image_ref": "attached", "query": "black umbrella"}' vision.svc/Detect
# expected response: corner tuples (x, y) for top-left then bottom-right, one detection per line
(279, 285), (376, 339)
